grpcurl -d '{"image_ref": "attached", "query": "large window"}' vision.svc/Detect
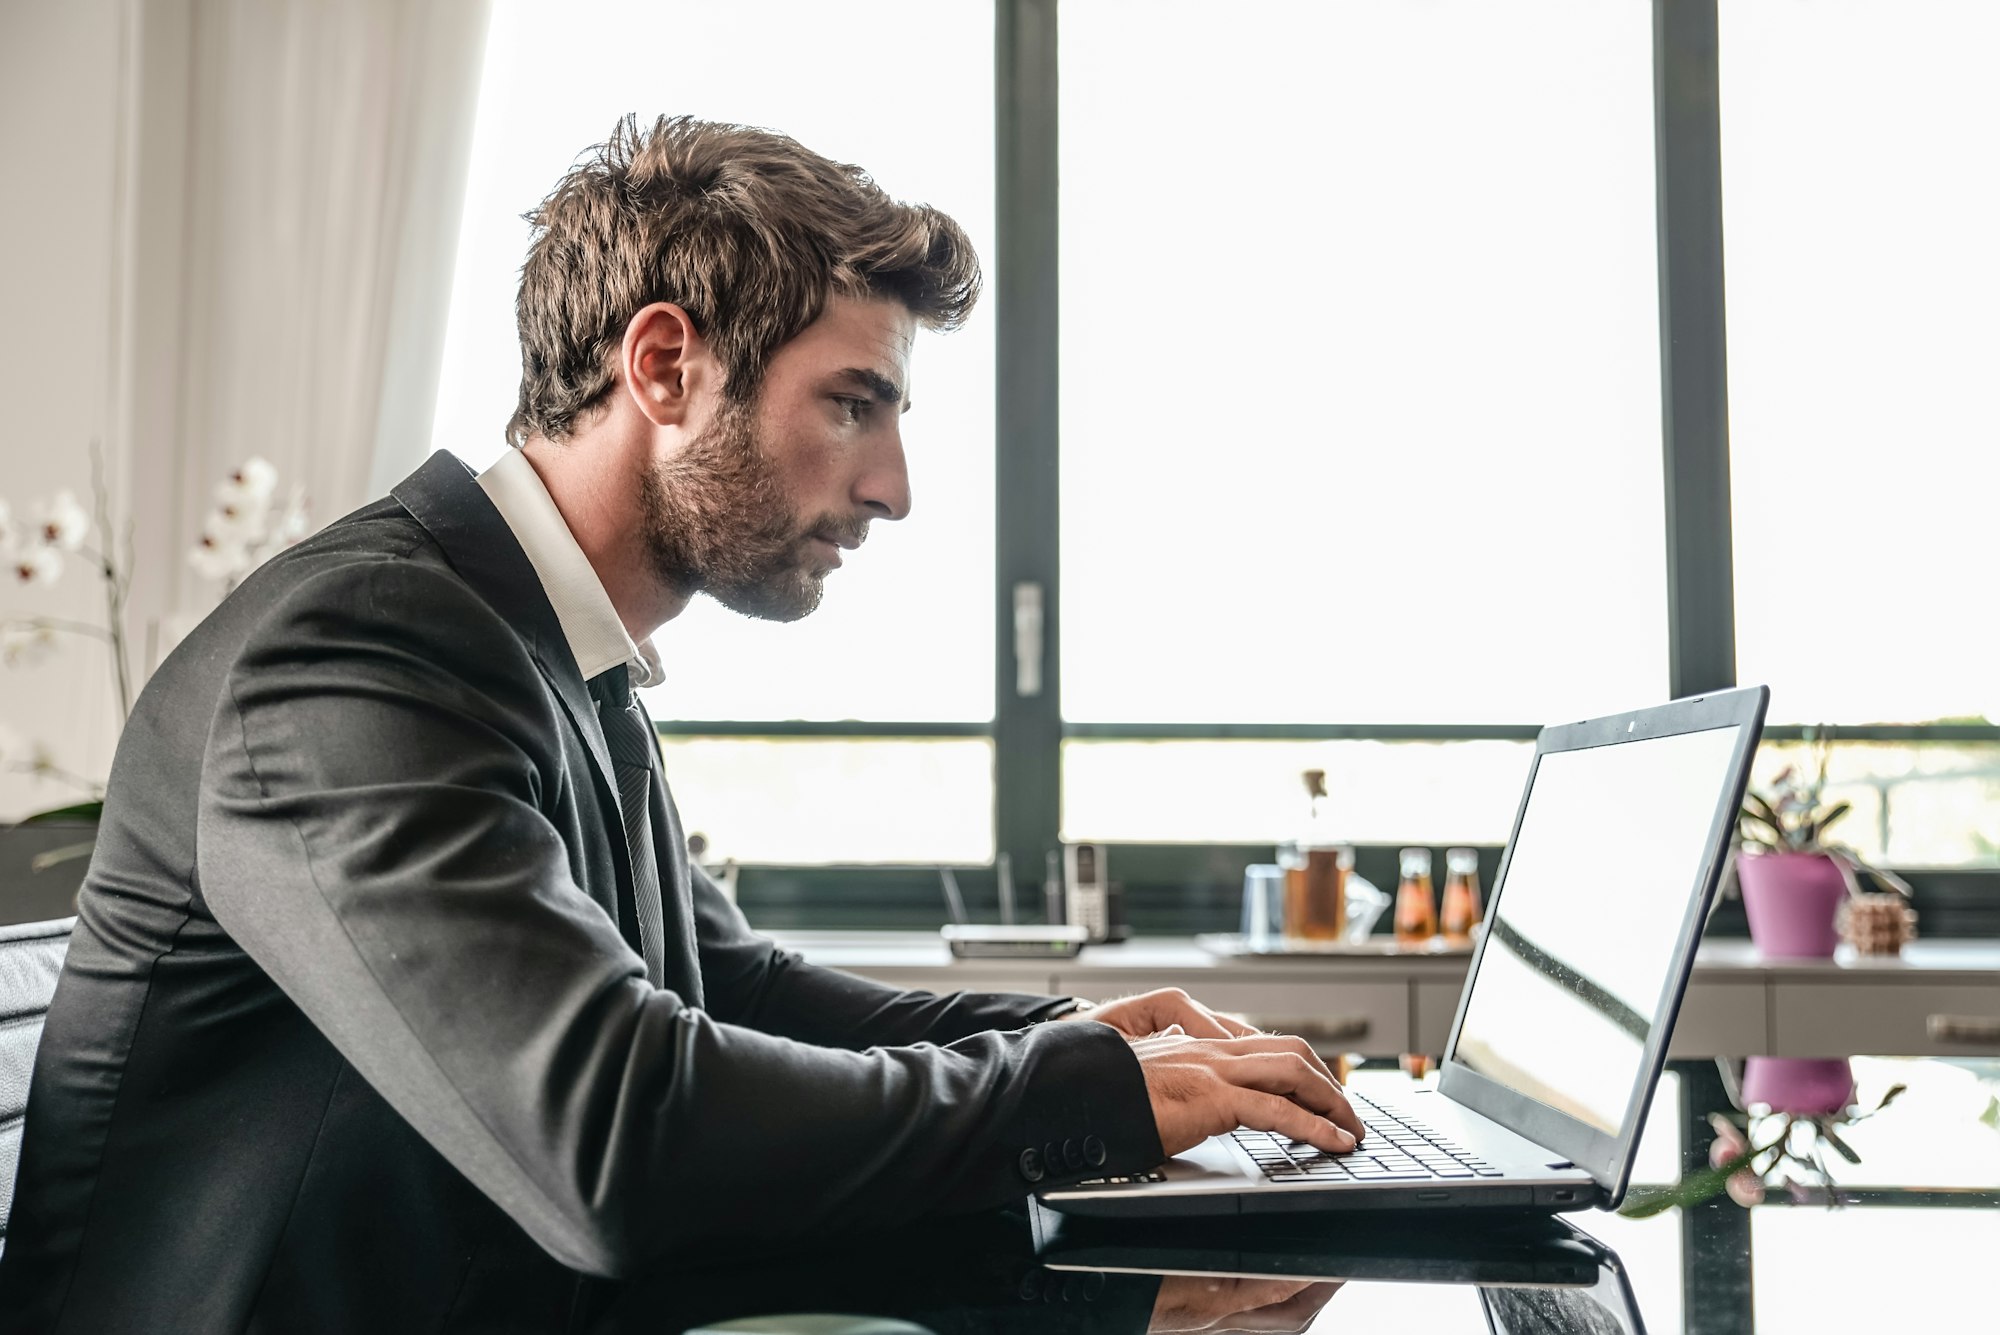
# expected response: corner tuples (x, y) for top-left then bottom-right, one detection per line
(1720, 0), (2000, 866)
(432, 0), (997, 862)
(1060, 0), (1666, 728)
(1722, 0), (2000, 728)
(1058, 0), (1665, 844)
(430, 0), (2000, 882)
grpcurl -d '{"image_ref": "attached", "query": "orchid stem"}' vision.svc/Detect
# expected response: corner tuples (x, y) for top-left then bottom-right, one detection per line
(1, 616), (114, 644)
(88, 440), (133, 724)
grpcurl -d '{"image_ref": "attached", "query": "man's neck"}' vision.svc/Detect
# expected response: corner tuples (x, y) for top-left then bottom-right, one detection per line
(518, 436), (688, 642)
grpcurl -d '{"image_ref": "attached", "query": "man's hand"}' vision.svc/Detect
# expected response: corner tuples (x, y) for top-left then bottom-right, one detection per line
(1150, 1275), (1344, 1335)
(1057, 987), (1260, 1041)
(1133, 1032), (1364, 1158)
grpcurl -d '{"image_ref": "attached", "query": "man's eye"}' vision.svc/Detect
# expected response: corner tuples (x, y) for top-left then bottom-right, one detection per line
(834, 396), (869, 423)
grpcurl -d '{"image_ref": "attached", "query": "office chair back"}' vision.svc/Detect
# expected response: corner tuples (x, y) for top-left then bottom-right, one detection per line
(0, 916), (73, 1253)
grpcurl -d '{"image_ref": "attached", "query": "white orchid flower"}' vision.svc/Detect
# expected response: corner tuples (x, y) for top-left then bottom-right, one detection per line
(206, 485), (263, 537)
(223, 456), (279, 501)
(191, 466), (308, 588)
(35, 490), (91, 552)
(13, 546), (63, 585)
(188, 532), (248, 584)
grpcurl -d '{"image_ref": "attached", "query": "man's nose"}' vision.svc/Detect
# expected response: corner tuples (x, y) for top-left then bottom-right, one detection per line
(856, 425), (911, 522)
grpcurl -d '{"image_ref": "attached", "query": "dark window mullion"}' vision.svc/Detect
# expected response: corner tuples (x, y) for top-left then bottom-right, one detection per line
(994, 0), (1063, 880)
(1655, 0), (1737, 700)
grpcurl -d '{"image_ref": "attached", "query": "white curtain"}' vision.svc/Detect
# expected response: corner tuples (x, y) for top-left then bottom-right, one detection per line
(0, 0), (490, 819)
(152, 0), (491, 624)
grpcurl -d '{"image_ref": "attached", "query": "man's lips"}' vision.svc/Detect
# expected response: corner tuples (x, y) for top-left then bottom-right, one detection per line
(809, 534), (851, 569)
(810, 528), (865, 553)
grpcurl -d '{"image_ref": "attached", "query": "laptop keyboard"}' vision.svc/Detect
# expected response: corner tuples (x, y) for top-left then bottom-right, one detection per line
(1234, 1091), (1507, 1182)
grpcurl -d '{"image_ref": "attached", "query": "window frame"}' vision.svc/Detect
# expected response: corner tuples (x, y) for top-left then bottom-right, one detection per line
(654, 0), (2000, 926)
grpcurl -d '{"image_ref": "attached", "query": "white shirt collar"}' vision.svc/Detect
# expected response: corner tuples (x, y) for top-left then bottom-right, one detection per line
(475, 447), (662, 688)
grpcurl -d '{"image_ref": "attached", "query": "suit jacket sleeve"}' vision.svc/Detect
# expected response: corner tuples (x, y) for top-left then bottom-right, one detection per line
(196, 560), (1162, 1279)
(689, 868), (1079, 1047)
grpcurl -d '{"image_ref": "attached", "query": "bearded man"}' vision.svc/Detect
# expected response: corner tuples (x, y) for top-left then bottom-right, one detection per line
(0, 116), (1358, 1333)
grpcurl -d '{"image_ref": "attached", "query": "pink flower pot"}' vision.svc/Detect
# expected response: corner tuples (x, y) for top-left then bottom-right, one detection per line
(1740, 1057), (1854, 1116)
(1737, 852), (1847, 959)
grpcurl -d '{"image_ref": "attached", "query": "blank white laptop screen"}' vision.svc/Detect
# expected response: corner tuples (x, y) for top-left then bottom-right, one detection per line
(1450, 725), (1744, 1134)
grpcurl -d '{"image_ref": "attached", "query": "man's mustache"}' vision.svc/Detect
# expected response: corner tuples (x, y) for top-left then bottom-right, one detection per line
(807, 517), (869, 551)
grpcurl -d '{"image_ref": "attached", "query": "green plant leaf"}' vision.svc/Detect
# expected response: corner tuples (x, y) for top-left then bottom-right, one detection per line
(29, 841), (96, 873)
(1806, 801), (1852, 847)
(1738, 810), (1783, 838)
(17, 800), (104, 826)
(1818, 1121), (1862, 1165)
(1618, 1145), (1759, 1218)
(1744, 792), (1786, 829)
(1742, 792), (1801, 846)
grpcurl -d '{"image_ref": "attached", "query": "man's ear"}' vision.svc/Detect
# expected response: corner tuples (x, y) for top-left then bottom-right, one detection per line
(621, 302), (714, 427)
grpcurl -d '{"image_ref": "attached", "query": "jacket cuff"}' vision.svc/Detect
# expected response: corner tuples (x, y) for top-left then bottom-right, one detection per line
(1002, 1019), (1163, 1193)
(1030, 995), (1094, 1023)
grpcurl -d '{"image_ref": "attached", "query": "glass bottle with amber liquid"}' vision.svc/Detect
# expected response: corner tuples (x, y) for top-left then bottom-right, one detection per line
(1394, 847), (1437, 945)
(1440, 847), (1484, 946)
(1279, 769), (1348, 941)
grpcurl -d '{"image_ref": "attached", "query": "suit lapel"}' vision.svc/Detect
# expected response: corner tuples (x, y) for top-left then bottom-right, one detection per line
(631, 692), (703, 1006)
(390, 452), (630, 913)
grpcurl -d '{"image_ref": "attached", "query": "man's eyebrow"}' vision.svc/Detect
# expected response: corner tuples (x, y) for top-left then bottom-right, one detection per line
(834, 367), (910, 413)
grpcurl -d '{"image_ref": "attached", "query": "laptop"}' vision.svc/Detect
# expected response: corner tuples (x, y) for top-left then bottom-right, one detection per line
(1037, 686), (1769, 1219)
(1031, 1208), (1648, 1335)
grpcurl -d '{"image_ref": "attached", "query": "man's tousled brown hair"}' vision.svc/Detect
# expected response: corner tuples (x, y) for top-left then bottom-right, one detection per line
(507, 114), (982, 446)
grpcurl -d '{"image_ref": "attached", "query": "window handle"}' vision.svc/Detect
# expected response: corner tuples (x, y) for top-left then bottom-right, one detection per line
(1013, 581), (1043, 697)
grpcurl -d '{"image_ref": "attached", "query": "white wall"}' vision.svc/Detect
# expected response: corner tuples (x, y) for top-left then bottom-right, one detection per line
(0, 0), (135, 820)
(0, 0), (483, 822)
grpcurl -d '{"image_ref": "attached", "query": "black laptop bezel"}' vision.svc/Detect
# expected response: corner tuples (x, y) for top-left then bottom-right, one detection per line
(1436, 686), (1769, 1209)
(1034, 1204), (1623, 1288)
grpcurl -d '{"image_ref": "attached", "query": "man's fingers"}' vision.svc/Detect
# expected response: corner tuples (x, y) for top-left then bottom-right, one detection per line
(1211, 1011), (1262, 1038)
(1234, 1282), (1345, 1334)
(1148, 990), (1236, 1040)
(1216, 1032), (1339, 1086)
(1229, 1088), (1356, 1155)
(1222, 1054), (1366, 1143)
(1142, 1034), (1361, 1140)
(1283, 1039), (1336, 1084)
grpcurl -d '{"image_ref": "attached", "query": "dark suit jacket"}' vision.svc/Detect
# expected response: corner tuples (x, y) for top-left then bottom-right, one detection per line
(0, 452), (1159, 1334)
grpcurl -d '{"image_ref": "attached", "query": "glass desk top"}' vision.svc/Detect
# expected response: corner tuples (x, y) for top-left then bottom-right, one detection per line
(586, 1060), (1997, 1335)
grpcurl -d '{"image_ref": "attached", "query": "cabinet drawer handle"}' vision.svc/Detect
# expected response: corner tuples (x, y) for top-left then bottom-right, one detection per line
(1252, 1016), (1371, 1043)
(1926, 1014), (2000, 1046)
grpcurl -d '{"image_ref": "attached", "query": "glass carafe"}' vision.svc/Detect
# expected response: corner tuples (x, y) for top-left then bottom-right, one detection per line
(1279, 769), (1349, 941)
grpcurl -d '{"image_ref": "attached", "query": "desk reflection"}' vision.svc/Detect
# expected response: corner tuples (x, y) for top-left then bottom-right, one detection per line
(588, 1209), (1642, 1335)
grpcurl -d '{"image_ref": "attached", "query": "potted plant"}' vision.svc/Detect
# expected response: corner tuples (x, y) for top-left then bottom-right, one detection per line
(1733, 735), (1910, 960)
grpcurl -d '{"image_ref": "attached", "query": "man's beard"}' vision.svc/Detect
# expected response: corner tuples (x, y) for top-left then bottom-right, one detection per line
(638, 401), (863, 623)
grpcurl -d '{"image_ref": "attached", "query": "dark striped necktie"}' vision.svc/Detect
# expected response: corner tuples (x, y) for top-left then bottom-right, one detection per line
(587, 665), (667, 987)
